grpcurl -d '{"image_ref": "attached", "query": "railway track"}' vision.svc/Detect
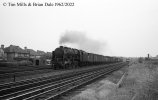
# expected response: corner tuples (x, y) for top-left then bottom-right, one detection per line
(0, 65), (53, 82)
(0, 62), (128, 100)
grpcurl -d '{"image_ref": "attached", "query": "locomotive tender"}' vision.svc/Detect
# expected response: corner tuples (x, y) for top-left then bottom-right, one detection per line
(52, 46), (122, 69)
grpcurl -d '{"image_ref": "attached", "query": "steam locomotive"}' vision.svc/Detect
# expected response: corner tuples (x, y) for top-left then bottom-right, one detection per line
(52, 46), (122, 69)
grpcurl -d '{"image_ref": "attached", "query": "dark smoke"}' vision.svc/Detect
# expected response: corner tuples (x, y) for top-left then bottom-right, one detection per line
(59, 31), (107, 55)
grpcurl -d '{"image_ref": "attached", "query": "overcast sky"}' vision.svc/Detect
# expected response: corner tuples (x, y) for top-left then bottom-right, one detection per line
(0, 0), (158, 57)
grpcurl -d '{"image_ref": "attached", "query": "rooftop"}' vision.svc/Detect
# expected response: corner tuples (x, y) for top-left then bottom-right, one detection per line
(4, 45), (29, 54)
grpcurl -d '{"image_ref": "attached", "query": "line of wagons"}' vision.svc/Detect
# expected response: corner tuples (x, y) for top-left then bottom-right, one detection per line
(52, 46), (123, 69)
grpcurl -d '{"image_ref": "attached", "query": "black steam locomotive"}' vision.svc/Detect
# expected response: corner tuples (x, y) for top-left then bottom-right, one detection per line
(52, 46), (122, 69)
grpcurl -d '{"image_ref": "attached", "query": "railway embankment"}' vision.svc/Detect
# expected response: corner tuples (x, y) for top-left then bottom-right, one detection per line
(62, 60), (158, 100)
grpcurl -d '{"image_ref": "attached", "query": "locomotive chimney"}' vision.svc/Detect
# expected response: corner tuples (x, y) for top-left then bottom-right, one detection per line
(60, 46), (63, 48)
(148, 54), (149, 59)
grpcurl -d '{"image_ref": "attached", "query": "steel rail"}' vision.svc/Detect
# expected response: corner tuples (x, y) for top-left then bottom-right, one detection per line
(35, 63), (125, 100)
(0, 66), (101, 96)
(17, 63), (125, 100)
(0, 63), (121, 91)
(0, 62), (121, 88)
(0, 62), (127, 100)
(46, 65), (122, 100)
(7, 69), (104, 100)
(1, 69), (102, 99)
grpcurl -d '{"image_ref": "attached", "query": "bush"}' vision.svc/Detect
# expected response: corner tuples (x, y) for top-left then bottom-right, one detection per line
(18, 60), (32, 66)
(0, 60), (33, 67)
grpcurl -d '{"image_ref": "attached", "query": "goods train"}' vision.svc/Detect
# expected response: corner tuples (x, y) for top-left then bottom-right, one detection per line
(52, 46), (123, 69)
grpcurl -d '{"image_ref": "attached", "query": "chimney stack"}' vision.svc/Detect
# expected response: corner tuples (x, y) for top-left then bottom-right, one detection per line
(1, 45), (4, 49)
(24, 47), (27, 50)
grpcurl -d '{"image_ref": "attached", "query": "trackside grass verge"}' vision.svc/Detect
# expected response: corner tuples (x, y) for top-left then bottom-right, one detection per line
(67, 61), (158, 100)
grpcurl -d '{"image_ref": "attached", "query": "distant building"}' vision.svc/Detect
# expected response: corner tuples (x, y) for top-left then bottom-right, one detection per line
(1, 44), (52, 66)
(26, 48), (50, 66)
(0, 48), (4, 59)
(4, 45), (30, 62)
(37, 50), (45, 56)
(42, 52), (52, 59)
(41, 52), (52, 65)
(26, 48), (39, 58)
(0, 45), (5, 61)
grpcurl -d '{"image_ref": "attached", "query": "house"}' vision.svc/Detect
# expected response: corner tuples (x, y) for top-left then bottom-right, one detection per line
(26, 48), (38, 58)
(42, 52), (52, 59)
(0, 45), (5, 61)
(41, 52), (52, 65)
(1, 44), (51, 66)
(26, 48), (48, 66)
(37, 50), (45, 56)
(4, 45), (30, 62)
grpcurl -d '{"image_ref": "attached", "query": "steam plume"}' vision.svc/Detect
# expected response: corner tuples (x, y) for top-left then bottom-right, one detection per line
(59, 31), (107, 55)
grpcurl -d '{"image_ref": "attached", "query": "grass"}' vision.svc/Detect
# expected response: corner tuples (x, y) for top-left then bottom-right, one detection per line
(68, 61), (158, 100)
(108, 61), (158, 100)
